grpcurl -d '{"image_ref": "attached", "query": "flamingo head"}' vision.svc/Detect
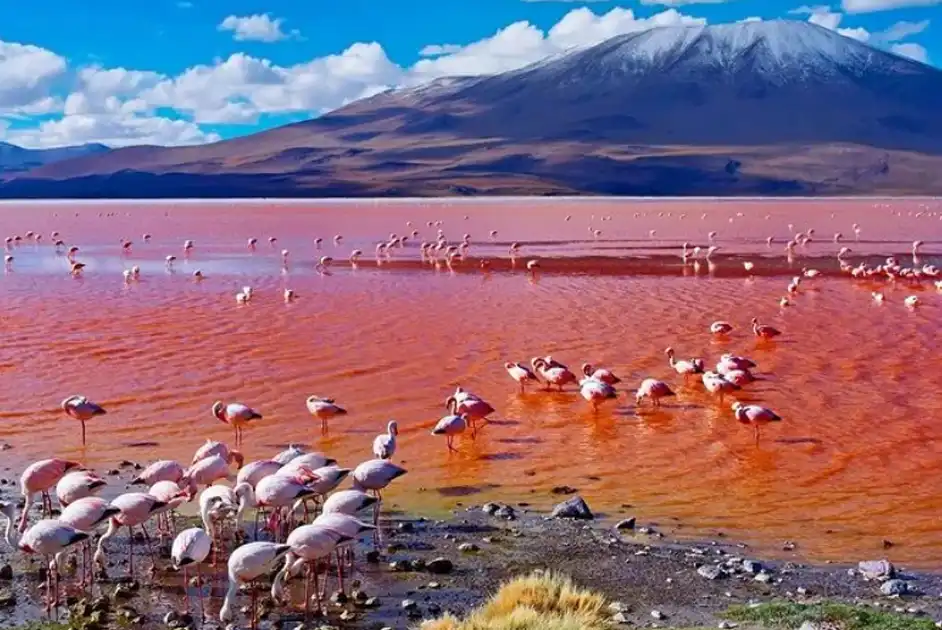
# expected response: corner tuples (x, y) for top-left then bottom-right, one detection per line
(229, 450), (245, 469)
(0, 501), (14, 519)
(731, 402), (743, 412)
(444, 396), (456, 413)
(295, 466), (320, 483)
(211, 401), (225, 422)
(503, 362), (514, 370)
(531, 357), (545, 371)
(581, 363), (593, 376)
(750, 317), (759, 325)
(664, 347), (674, 358)
(64, 460), (83, 472)
(388, 421), (399, 436)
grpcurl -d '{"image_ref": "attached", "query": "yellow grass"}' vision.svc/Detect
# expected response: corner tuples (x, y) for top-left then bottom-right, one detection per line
(419, 570), (612, 630)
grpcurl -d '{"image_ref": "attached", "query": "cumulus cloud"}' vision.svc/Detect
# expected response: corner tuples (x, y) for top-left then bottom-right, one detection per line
(7, 114), (219, 148)
(641, 0), (729, 5)
(794, 6), (873, 40)
(891, 41), (929, 62)
(418, 44), (463, 56)
(218, 14), (298, 43)
(842, 0), (941, 13)
(0, 40), (67, 114)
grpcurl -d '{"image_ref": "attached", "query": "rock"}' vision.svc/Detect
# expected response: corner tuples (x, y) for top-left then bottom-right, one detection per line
(608, 601), (630, 613)
(551, 485), (578, 495)
(364, 597), (380, 608)
(881, 579), (909, 596)
(339, 609), (356, 621)
(428, 582), (441, 589)
(365, 550), (381, 563)
(330, 591), (348, 604)
(458, 542), (479, 553)
(427, 557), (454, 574)
(0, 590), (14, 607)
(91, 596), (110, 612)
(612, 612), (630, 624)
(482, 503), (499, 515)
(550, 495), (593, 520)
(698, 565), (725, 580)
(119, 460), (135, 468)
(389, 560), (412, 572)
(615, 518), (636, 531)
(113, 585), (134, 600)
(398, 522), (415, 533)
(163, 611), (181, 625)
(718, 622), (738, 629)
(859, 559), (895, 581)
(401, 599), (418, 611)
(495, 505), (516, 520)
(350, 589), (368, 604)
(0, 564), (11, 580)
(754, 572), (772, 583)
(651, 609), (666, 620)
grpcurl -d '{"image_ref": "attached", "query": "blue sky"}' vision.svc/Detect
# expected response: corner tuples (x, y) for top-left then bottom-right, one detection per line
(0, 0), (939, 148)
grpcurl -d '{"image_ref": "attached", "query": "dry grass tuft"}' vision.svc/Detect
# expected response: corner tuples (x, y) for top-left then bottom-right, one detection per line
(419, 570), (612, 630)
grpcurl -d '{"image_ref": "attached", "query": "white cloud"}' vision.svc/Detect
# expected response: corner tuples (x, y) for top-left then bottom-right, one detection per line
(419, 44), (463, 56)
(218, 14), (298, 43)
(796, 6), (873, 40)
(0, 40), (67, 114)
(842, 0), (941, 13)
(6, 113), (219, 148)
(738, 16), (763, 22)
(641, 0), (728, 4)
(891, 41), (929, 62)
(874, 19), (929, 42)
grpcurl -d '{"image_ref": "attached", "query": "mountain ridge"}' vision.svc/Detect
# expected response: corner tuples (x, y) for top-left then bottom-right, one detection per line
(2, 20), (942, 197)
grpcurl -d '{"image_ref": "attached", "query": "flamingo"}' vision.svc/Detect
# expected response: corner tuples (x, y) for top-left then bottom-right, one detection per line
(61, 395), (106, 445)
(581, 363), (621, 385)
(322, 490), (378, 516)
(199, 484), (253, 553)
(531, 358), (577, 391)
(19, 459), (82, 532)
(212, 401), (261, 445)
(171, 527), (212, 622)
(148, 480), (189, 539)
(717, 354), (756, 372)
(180, 454), (236, 497)
(254, 473), (318, 540)
(271, 444), (309, 465)
(271, 524), (348, 617)
(306, 396), (348, 430)
(635, 379), (675, 408)
(236, 459), (284, 487)
(732, 402), (782, 444)
(445, 393), (494, 436)
(351, 459), (407, 527)
(277, 451), (336, 472)
(58, 497), (121, 587)
(710, 321), (733, 335)
(192, 439), (244, 468)
(55, 471), (106, 507)
(751, 317), (782, 339)
(220, 542), (292, 629)
(372, 421), (398, 460)
(505, 362), (540, 392)
(94, 492), (168, 577)
(70, 261), (85, 275)
(18, 519), (89, 609)
(665, 348), (705, 382)
(905, 295), (920, 308)
(432, 414), (467, 453)
(284, 289), (297, 302)
(130, 460), (185, 486)
(579, 377), (617, 411)
(702, 371), (740, 404)
(310, 513), (375, 595)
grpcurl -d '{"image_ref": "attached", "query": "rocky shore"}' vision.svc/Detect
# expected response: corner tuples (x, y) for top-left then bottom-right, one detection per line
(2, 492), (942, 630)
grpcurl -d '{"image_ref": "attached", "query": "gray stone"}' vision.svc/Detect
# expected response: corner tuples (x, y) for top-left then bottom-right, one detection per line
(615, 518), (636, 531)
(482, 503), (499, 515)
(495, 505), (516, 520)
(401, 599), (418, 611)
(651, 609), (666, 620)
(718, 622), (738, 629)
(754, 572), (772, 583)
(0, 564), (11, 580)
(458, 542), (479, 553)
(697, 565), (725, 580)
(742, 560), (762, 574)
(550, 495), (593, 520)
(612, 612), (630, 624)
(858, 559), (895, 581)
(0, 590), (14, 607)
(881, 579), (909, 596)
(608, 601), (630, 613)
(427, 557), (454, 574)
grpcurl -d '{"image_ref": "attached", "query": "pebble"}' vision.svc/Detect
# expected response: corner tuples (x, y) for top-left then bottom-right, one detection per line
(859, 559), (895, 581)
(0, 564), (11, 580)
(550, 495), (594, 520)
(754, 572), (772, 583)
(550, 485), (578, 495)
(401, 599), (418, 611)
(0, 590), (14, 607)
(881, 579), (909, 596)
(615, 518), (636, 531)
(427, 557), (454, 574)
(363, 597), (380, 608)
(458, 542), (479, 553)
(608, 601), (630, 613)
(718, 622), (738, 629)
(651, 609), (666, 620)
(742, 560), (763, 574)
(698, 565), (725, 580)
(612, 612), (630, 624)
(339, 609), (356, 621)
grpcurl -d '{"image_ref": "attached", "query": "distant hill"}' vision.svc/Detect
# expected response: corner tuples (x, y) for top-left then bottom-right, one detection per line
(0, 142), (111, 175)
(3, 20), (942, 198)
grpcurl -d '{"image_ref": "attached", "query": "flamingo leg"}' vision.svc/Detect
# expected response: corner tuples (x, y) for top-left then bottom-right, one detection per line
(182, 567), (189, 610)
(250, 580), (258, 630)
(81, 420), (86, 445)
(127, 526), (134, 577)
(312, 561), (322, 615)
(196, 563), (204, 623)
(304, 563), (311, 622)
(141, 524), (158, 571)
(336, 550), (345, 595)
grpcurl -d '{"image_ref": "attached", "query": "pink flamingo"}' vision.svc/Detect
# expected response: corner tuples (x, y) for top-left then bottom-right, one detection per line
(130, 459), (185, 486)
(665, 348), (705, 382)
(55, 470), (106, 507)
(702, 371), (740, 404)
(305, 396), (347, 431)
(58, 497), (121, 588)
(372, 421), (398, 460)
(579, 377), (617, 411)
(531, 358), (577, 391)
(172, 527), (212, 622)
(211, 401), (262, 445)
(220, 542), (292, 630)
(19, 519), (89, 610)
(732, 402), (782, 444)
(19, 459), (82, 532)
(254, 472), (318, 540)
(192, 439), (244, 468)
(351, 459), (407, 528)
(751, 317), (782, 339)
(236, 459), (284, 487)
(310, 513), (375, 597)
(710, 321), (733, 335)
(504, 362), (540, 392)
(149, 480), (190, 539)
(271, 524), (348, 618)
(635, 379), (676, 408)
(432, 414), (467, 452)
(94, 492), (168, 577)
(180, 454), (237, 497)
(61, 395), (106, 445)
(582, 363), (622, 385)
(445, 392), (494, 436)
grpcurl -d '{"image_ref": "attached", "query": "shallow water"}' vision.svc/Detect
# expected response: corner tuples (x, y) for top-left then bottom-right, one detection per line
(1, 198), (942, 566)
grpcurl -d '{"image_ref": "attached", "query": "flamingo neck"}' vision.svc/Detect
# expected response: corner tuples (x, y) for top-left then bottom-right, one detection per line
(1, 512), (17, 548)
(199, 501), (215, 533)
(94, 520), (118, 567)
(220, 579), (239, 622)
(270, 553), (293, 602)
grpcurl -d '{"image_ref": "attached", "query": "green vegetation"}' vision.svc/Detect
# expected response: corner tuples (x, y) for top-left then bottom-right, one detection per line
(725, 601), (938, 630)
(419, 570), (612, 630)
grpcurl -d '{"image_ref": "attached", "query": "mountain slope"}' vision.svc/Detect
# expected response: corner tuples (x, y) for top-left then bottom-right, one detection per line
(4, 20), (942, 197)
(0, 142), (111, 175)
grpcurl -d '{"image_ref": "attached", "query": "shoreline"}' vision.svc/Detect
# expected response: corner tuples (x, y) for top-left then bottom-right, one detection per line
(3, 493), (941, 629)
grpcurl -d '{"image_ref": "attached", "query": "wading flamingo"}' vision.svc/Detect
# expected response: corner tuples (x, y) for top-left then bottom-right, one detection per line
(581, 363), (621, 385)
(432, 414), (467, 453)
(505, 362), (540, 392)
(19, 459), (82, 532)
(271, 524), (348, 618)
(130, 460), (185, 486)
(171, 527), (212, 622)
(351, 459), (407, 527)
(710, 321), (733, 335)
(211, 402), (261, 445)
(751, 317), (782, 339)
(61, 395), (106, 445)
(579, 377), (617, 411)
(57, 497), (121, 587)
(94, 492), (168, 578)
(665, 348), (705, 382)
(702, 371), (740, 404)
(306, 396), (348, 430)
(55, 470), (106, 507)
(18, 519), (89, 610)
(220, 541), (292, 629)
(635, 379), (675, 408)
(732, 402), (782, 444)
(372, 421), (398, 460)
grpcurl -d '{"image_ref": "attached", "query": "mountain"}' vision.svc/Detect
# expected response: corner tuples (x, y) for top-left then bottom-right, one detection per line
(0, 142), (111, 175)
(3, 19), (942, 198)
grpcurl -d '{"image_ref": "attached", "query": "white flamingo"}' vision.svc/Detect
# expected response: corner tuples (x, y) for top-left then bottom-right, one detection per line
(219, 541), (292, 628)
(372, 421), (398, 460)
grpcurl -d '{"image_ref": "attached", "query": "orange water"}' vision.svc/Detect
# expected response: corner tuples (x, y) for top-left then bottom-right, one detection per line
(1, 198), (941, 566)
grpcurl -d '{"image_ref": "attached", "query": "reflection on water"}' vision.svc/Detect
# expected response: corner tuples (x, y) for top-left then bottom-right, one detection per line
(0, 198), (941, 565)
